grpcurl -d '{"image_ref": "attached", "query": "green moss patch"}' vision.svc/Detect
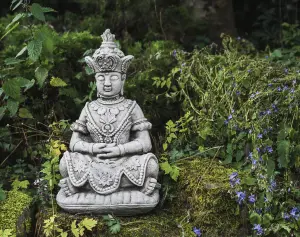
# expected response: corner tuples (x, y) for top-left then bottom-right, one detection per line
(37, 157), (243, 236)
(0, 189), (33, 236)
(175, 158), (243, 236)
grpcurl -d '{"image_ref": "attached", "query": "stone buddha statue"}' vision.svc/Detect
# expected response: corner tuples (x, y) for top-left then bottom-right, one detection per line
(56, 29), (160, 215)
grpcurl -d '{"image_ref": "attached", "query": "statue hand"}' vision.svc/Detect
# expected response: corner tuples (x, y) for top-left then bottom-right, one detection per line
(96, 146), (121, 159)
(93, 143), (107, 154)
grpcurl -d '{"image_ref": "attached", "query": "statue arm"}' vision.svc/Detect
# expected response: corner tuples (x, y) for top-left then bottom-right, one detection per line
(69, 105), (94, 154)
(117, 103), (152, 155)
(117, 130), (152, 156)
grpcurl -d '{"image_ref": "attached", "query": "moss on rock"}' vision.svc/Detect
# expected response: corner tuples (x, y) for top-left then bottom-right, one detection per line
(0, 189), (33, 237)
(37, 157), (242, 237)
(175, 158), (242, 236)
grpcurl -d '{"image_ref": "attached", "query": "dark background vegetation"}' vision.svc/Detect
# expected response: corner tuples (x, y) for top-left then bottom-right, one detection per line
(1, 0), (299, 49)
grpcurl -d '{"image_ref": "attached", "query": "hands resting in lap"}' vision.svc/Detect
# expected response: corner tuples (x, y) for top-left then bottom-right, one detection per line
(93, 143), (121, 159)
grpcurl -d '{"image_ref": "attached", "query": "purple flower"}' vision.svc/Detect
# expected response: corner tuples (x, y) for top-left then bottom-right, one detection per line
(193, 227), (202, 237)
(256, 208), (262, 214)
(266, 109), (271, 115)
(264, 197), (268, 202)
(284, 68), (289, 74)
(229, 172), (240, 187)
(248, 194), (256, 204)
(224, 120), (229, 125)
(277, 87), (282, 92)
(283, 213), (290, 221)
(265, 56), (269, 59)
(269, 179), (276, 192)
(290, 88), (295, 93)
(249, 152), (253, 158)
(172, 50), (177, 57)
(268, 83), (272, 87)
(248, 69), (252, 73)
(228, 114), (233, 120)
(293, 79), (296, 85)
(283, 85), (289, 91)
(266, 146), (273, 153)
(253, 224), (264, 235)
(256, 147), (261, 153)
(251, 159), (257, 165)
(229, 172), (238, 180)
(290, 207), (300, 220)
(236, 191), (246, 204)
(257, 134), (263, 139)
(236, 91), (241, 95)
(237, 36), (241, 40)
(250, 93), (255, 99)
(259, 111), (265, 116)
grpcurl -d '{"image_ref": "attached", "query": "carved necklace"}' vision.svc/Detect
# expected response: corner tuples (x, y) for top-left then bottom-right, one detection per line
(89, 99), (131, 143)
(97, 96), (125, 105)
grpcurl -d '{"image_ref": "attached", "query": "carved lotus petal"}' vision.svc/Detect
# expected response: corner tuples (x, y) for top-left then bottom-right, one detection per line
(97, 107), (107, 115)
(110, 108), (119, 115)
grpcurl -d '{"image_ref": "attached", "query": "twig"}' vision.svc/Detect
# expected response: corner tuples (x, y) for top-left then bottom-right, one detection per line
(0, 140), (23, 167)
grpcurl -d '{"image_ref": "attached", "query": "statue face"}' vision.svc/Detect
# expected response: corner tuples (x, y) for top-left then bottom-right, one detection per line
(95, 72), (123, 97)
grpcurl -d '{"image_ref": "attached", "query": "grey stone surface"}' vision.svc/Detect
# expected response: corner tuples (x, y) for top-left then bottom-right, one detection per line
(56, 29), (160, 215)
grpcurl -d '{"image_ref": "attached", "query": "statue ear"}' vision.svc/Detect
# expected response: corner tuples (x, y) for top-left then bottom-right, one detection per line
(121, 55), (134, 74)
(85, 56), (96, 73)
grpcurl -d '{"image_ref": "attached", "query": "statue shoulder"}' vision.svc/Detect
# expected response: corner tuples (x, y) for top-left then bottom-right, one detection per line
(130, 101), (152, 131)
(70, 103), (89, 134)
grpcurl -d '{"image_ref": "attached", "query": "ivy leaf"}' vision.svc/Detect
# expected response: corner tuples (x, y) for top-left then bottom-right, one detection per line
(2, 79), (21, 100)
(19, 108), (33, 119)
(27, 39), (43, 62)
(262, 213), (274, 226)
(7, 99), (19, 117)
(243, 177), (256, 186)
(35, 67), (48, 87)
(277, 140), (290, 168)
(30, 3), (45, 21)
(160, 161), (179, 181)
(50, 77), (67, 87)
(170, 165), (180, 181)
(71, 221), (79, 237)
(12, 179), (30, 189)
(249, 212), (262, 224)
(16, 46), (27, 58)
(60, 232), (68, 237)
(81, 218), (97, 231)
(109, 222), (121, 234)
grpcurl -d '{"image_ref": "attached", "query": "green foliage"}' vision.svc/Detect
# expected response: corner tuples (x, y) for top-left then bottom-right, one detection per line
(102, 215), (121, 234)
(0, 229), (13, 237)
(0, 189), (32, 236)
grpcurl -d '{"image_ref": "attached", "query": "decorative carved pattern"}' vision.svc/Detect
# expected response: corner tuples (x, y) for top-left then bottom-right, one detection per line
(84, 29), (133, 73)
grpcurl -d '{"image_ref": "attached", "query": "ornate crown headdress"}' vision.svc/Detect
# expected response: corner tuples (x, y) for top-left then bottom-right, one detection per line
(85, 29), (134, 74)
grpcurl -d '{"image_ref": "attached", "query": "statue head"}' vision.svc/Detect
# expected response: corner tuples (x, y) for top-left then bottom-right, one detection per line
(85, 29), (134, 98)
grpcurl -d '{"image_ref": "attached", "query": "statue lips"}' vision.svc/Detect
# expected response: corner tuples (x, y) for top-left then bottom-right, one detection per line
(104, 86), (112, 92)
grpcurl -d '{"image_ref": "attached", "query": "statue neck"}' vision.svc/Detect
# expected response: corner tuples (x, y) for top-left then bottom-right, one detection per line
(97, 94), (125, 105)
